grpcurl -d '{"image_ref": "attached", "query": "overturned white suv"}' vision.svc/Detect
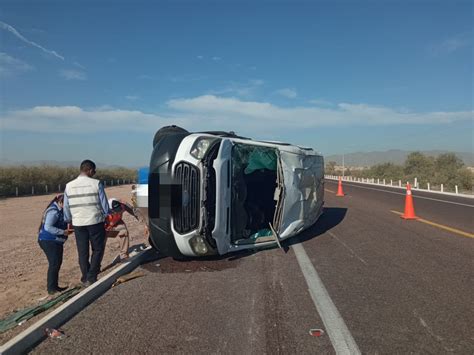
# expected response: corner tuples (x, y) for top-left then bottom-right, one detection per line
(147, 126), (324, 258)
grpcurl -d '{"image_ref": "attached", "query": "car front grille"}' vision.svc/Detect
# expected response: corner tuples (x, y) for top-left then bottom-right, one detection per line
(173, 162), (200, 233)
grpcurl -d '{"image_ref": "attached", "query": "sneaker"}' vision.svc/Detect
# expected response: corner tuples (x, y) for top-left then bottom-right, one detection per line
(81, 281), (92, 287)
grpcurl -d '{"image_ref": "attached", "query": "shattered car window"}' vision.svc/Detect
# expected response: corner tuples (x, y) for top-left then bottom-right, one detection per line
(231, 144), (278, 242)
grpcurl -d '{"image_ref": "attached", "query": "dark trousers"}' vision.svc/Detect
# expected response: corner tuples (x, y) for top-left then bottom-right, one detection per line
(38, 240), (64, 292)
(73, 222), (106, 283)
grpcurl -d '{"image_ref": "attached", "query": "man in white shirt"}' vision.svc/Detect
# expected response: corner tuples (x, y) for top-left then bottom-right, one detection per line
(64, 160), (109, 286)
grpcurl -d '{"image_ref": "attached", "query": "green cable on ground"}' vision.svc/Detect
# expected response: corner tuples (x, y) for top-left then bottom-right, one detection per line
(0, 287), (81, 333)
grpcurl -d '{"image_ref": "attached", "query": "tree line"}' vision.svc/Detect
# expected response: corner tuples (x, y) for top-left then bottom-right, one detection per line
(0, 165), (137, 197)
(325, 152), (473, 192)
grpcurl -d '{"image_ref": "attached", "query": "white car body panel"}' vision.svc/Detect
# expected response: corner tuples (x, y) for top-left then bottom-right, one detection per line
(152, 133), (324, 257)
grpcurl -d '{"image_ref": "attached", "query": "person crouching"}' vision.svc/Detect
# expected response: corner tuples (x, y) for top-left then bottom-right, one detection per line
(38, 194), (72, 295)
(105, 198), (138, 262)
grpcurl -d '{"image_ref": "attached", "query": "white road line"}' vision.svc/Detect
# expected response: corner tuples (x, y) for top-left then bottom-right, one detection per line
(328, 231), (368, 266)
(292, 243), (361, 354)
(328, 181), (474, 208)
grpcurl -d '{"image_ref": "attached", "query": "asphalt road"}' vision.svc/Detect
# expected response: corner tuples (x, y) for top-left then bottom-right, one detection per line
(33, 180), (474, 354)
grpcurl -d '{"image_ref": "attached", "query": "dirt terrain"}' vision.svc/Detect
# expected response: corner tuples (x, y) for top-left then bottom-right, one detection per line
(0, 185), (148, 342)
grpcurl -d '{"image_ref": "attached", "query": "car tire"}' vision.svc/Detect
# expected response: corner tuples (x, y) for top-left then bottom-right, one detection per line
(153, 125), (189, 148)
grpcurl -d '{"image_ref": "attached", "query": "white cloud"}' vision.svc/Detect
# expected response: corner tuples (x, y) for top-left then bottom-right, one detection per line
(275, 88), (297, 98)
(126, 95), (139, 101)
(431, 33), (470, 54)
(208, 79), (264, 98)
(169, 74), (205, 83)
(167, 95), (473, 128)
(309, 98), (332, 106)
(212, 56), (222, 61)
(249, 79), (264, 86)
(73, 61), (85, 69)
(2, 96), (472, 134)
(197, 55), (204, 60)
(0, 21), (64, 60)
(0, 52), (33, 76)
(1, 106), (187, 133)
(59, 69), (86, 80)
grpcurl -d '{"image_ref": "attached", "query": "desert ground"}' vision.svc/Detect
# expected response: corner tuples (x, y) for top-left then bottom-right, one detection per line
(0, 184), (148, 343)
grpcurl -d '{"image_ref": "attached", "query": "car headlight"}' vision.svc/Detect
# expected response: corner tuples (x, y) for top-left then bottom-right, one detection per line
(190, 138), (217, 159)
(189, 235), (209, 255)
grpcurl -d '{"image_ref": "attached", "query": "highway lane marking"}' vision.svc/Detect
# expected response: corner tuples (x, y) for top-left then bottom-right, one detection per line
(327, 181), (474, 208)
(327, 231), (368, 265)
(292, 243), (361, 354)
(325, 188), (335, 193)
(391, 210), (474, 239)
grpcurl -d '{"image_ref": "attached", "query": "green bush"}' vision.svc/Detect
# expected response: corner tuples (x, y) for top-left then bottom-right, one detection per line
(337, 152), (473, 193)
(0, 165), (137, 197)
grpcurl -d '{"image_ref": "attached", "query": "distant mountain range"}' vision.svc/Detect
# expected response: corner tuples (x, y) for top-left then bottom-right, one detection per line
(325, 150), (473, 167)
(0, 159), (137, 169)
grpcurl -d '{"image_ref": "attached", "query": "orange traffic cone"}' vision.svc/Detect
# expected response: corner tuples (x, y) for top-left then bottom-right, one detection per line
(401, 183), (418, 219)
(336, 177), (345, 197)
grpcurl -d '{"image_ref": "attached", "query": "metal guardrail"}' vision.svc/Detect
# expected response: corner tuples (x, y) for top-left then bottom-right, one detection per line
(1, 180), (136, 198)
(325, 175), (474, 198)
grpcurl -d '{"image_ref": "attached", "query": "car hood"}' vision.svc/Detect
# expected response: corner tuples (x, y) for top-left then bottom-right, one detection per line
(278, 151), (324, 238)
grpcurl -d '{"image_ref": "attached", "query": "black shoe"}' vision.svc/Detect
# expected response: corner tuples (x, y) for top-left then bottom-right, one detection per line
(48, 289), (59, 295)
(56, 286), (69, 292)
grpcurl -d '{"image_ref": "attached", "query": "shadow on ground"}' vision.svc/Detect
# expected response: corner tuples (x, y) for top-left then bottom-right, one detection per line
(139, 207), (347, 272)
(284, 207), (348, 247)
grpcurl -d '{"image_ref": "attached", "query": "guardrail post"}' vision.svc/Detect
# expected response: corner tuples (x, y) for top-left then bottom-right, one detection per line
(414, 177), (418, 188)
(427, 183), (430, 191)
(383, 179), (385, 185)
(58, 184), (61, 192)
(455, 185), (458, 194)
(111, 180), (114, 186)
(390, 179), (393, 186)
(377, 178), (380, 184)
(441, 184), (444, 192)
(45, 185), (48, 193)
(32, 186), (34, 195)
(16, 187), (18, 197)
(399, 180), (401, 187)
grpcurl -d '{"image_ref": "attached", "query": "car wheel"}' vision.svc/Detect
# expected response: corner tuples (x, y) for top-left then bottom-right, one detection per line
(153, 125), (189, 148)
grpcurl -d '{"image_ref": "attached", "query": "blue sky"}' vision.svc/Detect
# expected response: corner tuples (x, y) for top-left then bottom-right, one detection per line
(1, 0), (472, 167)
